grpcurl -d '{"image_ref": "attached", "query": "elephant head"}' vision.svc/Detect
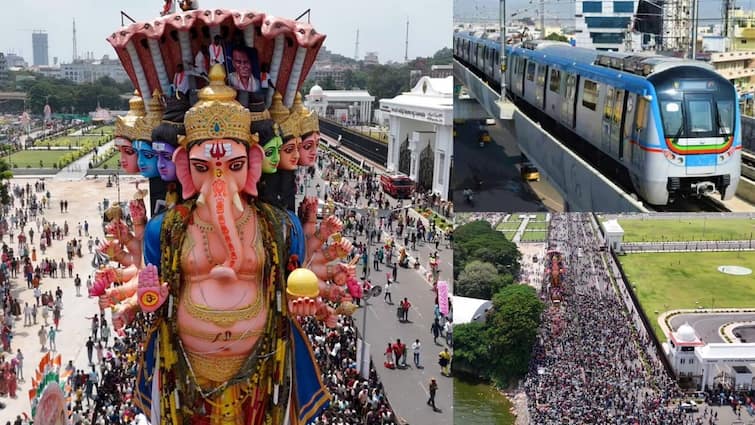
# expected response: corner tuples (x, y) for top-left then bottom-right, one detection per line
(173, 64), (263, 279)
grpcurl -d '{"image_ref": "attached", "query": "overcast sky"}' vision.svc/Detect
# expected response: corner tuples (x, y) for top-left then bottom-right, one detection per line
(3, 0), (451, 65)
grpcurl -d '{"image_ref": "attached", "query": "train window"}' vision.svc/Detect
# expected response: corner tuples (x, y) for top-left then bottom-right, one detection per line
(583, 80), (598, 110)
(537, 64), (546, 87)
(613, 90), (624, 123)
(527, 62), (536, 81)
(687, 100), (713, 133)
(661, 101), (683, 136)
(716, 101), (734, 135)
(604, 87), (614, 120)
(636, 97), (648, 130)
(549, 69), (561, 93)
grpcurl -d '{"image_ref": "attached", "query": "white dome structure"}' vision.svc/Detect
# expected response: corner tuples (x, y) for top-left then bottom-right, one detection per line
(309, 84), (323, 96)
(676, 323), (698, 342)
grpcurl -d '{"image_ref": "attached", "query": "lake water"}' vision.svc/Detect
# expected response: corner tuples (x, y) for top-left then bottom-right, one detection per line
(453, 377), (516, 425)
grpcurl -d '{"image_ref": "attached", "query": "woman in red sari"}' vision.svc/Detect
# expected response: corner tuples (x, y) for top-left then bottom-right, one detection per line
(6, 366), (16, 398)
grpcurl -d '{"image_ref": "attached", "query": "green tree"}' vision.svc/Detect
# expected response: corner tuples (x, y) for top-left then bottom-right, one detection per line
(452, 322), (492, 378)
(545, 32), (568, 42)
(456, 260), (513, 299)
(321, 76), (337, 90)
(453, 220), (521, 279)
(0, 159), (13, 209)
(431, 47), (452, 65)
(485, 284), (544, 383)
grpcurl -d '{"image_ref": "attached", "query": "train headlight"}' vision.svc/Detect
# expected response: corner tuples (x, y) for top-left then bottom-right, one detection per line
(664, 150), (684, 165)
(718, 147), (735, 163)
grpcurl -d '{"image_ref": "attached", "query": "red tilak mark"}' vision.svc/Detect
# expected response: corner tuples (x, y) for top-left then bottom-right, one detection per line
(209, 143), (226, 159)
(216, 161), (222, 167)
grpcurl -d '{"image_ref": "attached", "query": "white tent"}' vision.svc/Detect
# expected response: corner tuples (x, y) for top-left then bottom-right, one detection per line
(453, 295), (493, 325)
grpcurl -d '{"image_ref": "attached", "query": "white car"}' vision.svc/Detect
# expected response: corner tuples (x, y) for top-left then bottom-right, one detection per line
(680, 400), (699, 412)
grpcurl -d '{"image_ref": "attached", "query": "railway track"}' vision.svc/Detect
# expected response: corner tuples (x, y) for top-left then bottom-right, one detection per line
(318, 119), (387, 166)
(455, 56), (740, 212)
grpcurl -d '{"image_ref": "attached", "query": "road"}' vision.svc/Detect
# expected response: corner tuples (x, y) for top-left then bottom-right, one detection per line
(452, 119), (561, 212)
(670, 313), (755, 343)
(297, 157), (454, 425)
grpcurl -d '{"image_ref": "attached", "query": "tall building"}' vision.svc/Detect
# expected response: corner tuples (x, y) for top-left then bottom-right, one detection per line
(573, 0), (637, 51)
(32, 31), (49, 66)
(0, 53), (8, 84)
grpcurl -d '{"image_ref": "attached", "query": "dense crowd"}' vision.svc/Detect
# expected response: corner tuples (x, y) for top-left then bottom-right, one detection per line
(523, 213), (687, 424)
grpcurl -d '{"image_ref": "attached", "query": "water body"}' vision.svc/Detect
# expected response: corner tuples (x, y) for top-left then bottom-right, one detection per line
(453, 377), (516, 425)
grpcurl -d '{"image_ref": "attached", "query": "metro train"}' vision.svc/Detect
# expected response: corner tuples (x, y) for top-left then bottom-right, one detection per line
(454, 31), (742, 205)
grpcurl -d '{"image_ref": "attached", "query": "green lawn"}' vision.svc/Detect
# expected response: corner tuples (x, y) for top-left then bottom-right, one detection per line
(35, 135), (103, 148)
(615, 217), (755, 242)
(525, 221), (549, 231)
(520, 231), (547, 241)
(501, 230), (516, 240)
(496, 221), (523, 231)
(8, 150), (76, 168)
(620, 251), (755, 339)
(96, 152), (121, 170)
(85, 125), (114, 135)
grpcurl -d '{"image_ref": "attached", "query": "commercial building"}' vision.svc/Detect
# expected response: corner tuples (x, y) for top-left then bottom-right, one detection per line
(60, 56), (130, 84)
(573, 0), (638, 51)
(32, 31), (49, 66)
(304, 85), (375, 125)
(0, 53), (7, 84)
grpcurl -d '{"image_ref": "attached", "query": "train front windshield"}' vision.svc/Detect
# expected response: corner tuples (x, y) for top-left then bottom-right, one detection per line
(651, 68), (736, 141)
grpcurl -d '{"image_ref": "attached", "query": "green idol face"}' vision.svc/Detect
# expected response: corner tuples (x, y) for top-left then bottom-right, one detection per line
(261, 136), (283, 174)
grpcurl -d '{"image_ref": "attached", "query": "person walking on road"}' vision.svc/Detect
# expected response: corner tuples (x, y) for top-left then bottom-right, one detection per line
(38, 325), (47, 351)
(427, 378), (438, 410)
(431, 318), (441, 344)
(48, 326), (57, 351)
(74, 274), (82, 296)
(86, 337), (95, 365)
(439, 347), (451, 377)
(384, 280), (392, 304)
(412, 339), (422, 368)
(400, 297), (411, 322)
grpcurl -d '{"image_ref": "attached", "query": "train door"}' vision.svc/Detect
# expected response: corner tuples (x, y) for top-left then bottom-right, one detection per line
(602, 87), (615, 152)
(611, 89), (625, 157)
(536, 64), (547, 110)
(561, 73), (577, 127)
(621, 92), (637, 161)
(630, 96), (649, 167)
(518, 58), (527, 96)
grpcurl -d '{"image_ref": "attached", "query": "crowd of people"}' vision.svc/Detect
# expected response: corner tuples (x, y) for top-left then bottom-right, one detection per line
(0, 143), (454, 424)
(523, 213), (687, 424)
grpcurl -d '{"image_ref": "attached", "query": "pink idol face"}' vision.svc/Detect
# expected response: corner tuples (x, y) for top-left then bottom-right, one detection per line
(298, 132), (319, 167)
(116, 138), (139, 173)
(187, 139), (248, 194)
(278, 138), (300, 171)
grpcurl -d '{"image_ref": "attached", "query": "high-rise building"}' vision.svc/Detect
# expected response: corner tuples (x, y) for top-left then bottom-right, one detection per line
(0, 53), (8, 84)
(573, 0), (637, 51)
(32, 31), (49, 66)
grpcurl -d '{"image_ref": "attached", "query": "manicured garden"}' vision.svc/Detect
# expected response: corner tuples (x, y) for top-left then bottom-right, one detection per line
(613, 217), (755, 242)
(520, 230), (547, 241)
(620, 251), (755, 339)
(7, 150), (75, 168)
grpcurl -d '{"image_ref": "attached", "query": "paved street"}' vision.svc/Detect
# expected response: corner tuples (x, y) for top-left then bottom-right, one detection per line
(0, 176), (141, 420)
(452, 119), (561, 212)
(298, 159), (454, 425)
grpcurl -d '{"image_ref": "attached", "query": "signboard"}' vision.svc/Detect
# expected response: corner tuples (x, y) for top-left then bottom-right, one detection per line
(437, 281), (449, 316)
(382, 105), (447, 125)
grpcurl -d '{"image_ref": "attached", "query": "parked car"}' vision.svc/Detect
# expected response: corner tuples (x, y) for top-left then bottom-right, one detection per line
(680, 400), (699, 412)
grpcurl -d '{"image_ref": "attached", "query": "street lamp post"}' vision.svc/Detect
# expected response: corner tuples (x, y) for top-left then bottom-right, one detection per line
(498, 0), (515, 120)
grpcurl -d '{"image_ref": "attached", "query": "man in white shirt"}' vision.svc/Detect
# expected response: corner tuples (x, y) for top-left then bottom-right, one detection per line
(412, 339), (422, 368)
(209, 35), (225, 65)
(172, 63), (189, 98)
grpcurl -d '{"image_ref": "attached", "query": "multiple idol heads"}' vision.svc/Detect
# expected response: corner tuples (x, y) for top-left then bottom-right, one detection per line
(114, 78), (320, 184)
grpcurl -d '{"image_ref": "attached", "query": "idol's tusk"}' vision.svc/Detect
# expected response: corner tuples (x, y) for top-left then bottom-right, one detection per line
(232, 192), (244, 213)
(196, 193), (206, 206)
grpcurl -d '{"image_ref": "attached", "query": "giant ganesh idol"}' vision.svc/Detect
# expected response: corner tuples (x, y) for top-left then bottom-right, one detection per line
(134, 65), (348, 425)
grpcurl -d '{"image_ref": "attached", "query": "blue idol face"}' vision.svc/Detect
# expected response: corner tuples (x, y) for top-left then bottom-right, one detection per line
(152, 141), (177, 182)
(133, 140), (160, 178)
